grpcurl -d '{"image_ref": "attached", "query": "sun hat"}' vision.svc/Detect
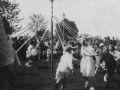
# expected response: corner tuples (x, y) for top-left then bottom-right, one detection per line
(99, 43), (104, 47)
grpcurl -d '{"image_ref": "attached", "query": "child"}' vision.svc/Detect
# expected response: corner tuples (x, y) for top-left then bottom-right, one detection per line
(54, 46), (74, 90)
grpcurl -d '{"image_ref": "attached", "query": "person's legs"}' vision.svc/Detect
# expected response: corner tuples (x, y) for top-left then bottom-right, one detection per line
(106, 75), (110, 88)
(106, 65), (115, 88)
(7, 63), (17, 89)
(106, 72), (119, 88)
(46, 54), (50, 62)
(0, 67), (7, 90)
(27, 56), (34, 67)
(34, 55), (39, 68)
(54, 71), (64, 90)
(109, 69), (120, 88)
(6, 63), (16, 88)
(84, 76), (89, 88)
(25, 60), (33, 67)
(54, 78), (63, 90)
(0, 63), (17, 90)
(61, 77), (67, 90)
(116, 60), (120, 74)
(49, 54), (51, 64)
(106, 67), (111, 88)
(43, 51), (47, 59)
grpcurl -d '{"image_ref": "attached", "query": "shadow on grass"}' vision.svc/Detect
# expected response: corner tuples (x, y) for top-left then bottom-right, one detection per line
(95, 83), (120, 90)
(70, 87), (90, 90)
(37, 66), (51, 69)
(14, 82), (45, 89)
(17, 72), (41, 76)
(70, 86), (120, 90)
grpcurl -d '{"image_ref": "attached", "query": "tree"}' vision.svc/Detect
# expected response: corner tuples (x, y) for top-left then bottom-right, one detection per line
(0, 0), (22, 35)
(55, 18), (79, 42)
(28, 13), (48, 33)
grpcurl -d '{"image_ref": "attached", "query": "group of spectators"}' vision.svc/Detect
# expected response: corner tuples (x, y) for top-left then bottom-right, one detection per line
(10, 34), (120, 67)
(53, 36), (120, 90)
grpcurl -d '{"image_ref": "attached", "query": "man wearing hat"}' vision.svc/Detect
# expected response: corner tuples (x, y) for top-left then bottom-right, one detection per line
(99, 44), (119, 88)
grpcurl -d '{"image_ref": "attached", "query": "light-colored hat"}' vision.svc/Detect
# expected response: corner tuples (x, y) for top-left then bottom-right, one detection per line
(99, 43), (104, 47)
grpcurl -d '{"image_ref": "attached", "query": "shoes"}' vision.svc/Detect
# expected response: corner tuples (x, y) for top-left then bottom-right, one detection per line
(46, 59), (49, 62)
(25, 63), (32, 67)
(61, 85), (65, 90)
(90, 87), (95, 90)
(104, 74), (108, 82)
(85, 81), (89, 88)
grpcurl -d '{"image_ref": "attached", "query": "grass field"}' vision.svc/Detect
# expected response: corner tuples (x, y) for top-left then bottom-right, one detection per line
(10, 58), (120, 90)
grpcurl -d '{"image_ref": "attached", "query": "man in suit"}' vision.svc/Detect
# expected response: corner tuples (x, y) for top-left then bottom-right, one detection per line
(99, 45), (120, 88)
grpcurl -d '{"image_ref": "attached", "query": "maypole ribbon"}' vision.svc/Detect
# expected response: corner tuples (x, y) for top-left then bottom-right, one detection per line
(16, 24), (43, 53)
(53, 16), (78, 39)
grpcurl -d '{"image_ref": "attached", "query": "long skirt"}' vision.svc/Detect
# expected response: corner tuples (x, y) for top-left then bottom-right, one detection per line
(80, 56), (95, 77)
(55, 65), (70, 80)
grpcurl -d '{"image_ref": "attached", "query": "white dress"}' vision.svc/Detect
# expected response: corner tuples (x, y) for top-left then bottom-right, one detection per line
(80, 45), (95, 77)
(55, 52), (73, 80)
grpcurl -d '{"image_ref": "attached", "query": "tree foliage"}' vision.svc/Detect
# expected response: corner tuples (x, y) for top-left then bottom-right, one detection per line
(28, 13), (48, 32)
(0, 0), (22, 34)
(55, 18), (78, 42)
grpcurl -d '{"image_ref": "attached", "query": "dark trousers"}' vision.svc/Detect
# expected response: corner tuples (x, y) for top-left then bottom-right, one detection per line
(30, 55), (38, 66)
(116, 60), (120, 74)
(0, 62), (17, 90)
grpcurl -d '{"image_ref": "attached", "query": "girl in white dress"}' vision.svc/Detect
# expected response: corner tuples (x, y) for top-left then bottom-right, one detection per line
(54, 46), (74, 90)
(80, 41), (95, 88)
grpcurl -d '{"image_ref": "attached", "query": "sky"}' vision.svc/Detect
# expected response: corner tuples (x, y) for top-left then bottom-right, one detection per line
(9, 0), (120, 38)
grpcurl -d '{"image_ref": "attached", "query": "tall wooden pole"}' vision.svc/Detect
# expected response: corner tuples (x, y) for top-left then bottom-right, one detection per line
(50, 0), (54, 74)
(63, 13), (65, 43)
(63, 13), (64, 42)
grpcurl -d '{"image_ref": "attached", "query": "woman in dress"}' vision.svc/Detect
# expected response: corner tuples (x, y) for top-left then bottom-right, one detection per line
(25, 39), (39, 68)
(80, 41), (95, 88)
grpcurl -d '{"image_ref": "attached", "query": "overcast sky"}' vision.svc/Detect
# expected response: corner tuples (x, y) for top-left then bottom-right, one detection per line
(9, 0), (120, 38)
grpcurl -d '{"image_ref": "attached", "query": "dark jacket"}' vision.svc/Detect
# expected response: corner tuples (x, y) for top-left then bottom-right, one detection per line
(100, 51), (116, 71)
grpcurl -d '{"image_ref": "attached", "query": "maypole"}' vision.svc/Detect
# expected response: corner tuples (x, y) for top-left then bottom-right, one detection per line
(63, 13), (65, 42)
(50, 0), (54, 74)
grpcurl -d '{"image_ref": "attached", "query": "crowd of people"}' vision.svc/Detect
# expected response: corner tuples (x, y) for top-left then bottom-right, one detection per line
(54, 36), (120, 90)
(11, 32), (120, 90)
(0, 14), (120, 90)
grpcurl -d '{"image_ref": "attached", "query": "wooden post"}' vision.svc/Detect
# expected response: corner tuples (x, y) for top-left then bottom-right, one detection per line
(50, 0), (54, 74)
